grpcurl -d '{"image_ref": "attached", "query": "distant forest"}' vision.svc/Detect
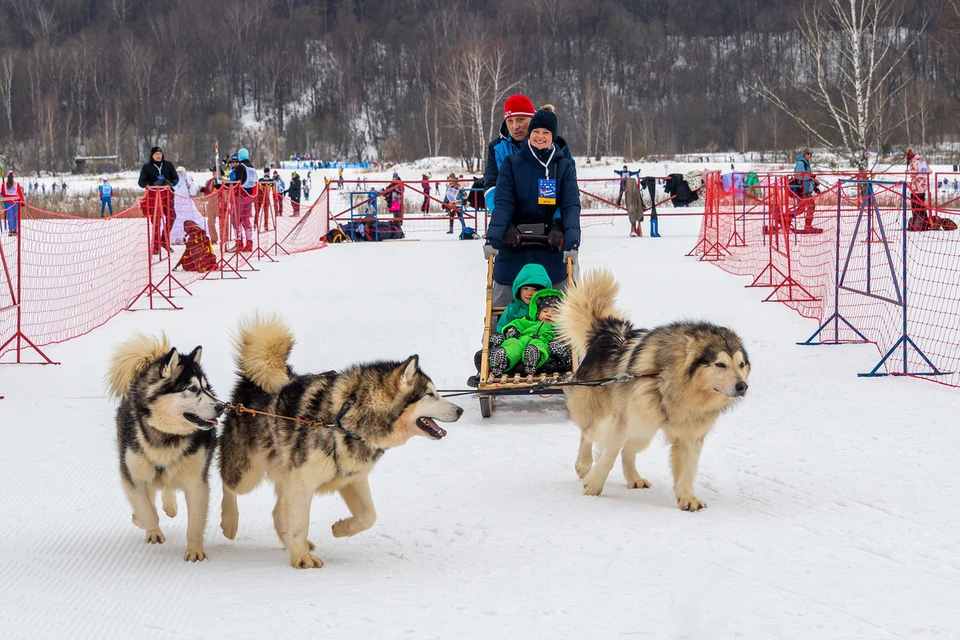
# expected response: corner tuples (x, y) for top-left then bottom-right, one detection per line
(0, 0), (955, 171)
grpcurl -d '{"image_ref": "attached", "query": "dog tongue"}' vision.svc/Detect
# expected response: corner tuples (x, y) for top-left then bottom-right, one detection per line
(417, 417), (447, 438)
(205, 417), (219, 426)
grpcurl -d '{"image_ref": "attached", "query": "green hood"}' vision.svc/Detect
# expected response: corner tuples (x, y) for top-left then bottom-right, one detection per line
(511, 263), (552, 300)
(527, 288), (564, 320)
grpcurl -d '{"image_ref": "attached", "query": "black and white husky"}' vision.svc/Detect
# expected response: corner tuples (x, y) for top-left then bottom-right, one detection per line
(107, 334), (224, 561)
(219, 314), (463, 569)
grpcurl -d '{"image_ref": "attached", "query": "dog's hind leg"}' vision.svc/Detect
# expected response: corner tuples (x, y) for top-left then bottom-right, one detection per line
(332, 475), (377, 538)
(574, 434), (593, 479)
(161, 488), (178, 518)
(669, 436), (707, 511)
(282, 477), (323, 569)
(182, 480), (209, 562)
(622, 436), (654, 489)
(124, 481), (165, 544)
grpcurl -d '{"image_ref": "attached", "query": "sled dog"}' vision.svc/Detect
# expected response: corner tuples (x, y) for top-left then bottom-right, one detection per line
(219, 314), (463, 568)
(107, 333), (223, 561)
(556, 270), (750, 510)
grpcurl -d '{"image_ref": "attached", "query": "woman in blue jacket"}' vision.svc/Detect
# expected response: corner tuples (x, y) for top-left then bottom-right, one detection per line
(484, 108), (581, 306)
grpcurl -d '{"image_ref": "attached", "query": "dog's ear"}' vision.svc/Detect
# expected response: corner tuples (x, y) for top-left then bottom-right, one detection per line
(398, 355), (420, 387)
(160, 348), (181, 380)
(186, 346), (202, 364)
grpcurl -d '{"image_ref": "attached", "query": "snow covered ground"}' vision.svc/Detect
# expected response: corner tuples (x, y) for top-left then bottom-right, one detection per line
(1, 214), (958, 639)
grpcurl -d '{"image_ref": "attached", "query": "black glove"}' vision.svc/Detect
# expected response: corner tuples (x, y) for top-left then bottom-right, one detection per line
(503, 223), (521, 247)
(504, 326), (520, 340)
(548, 223), (564, 251)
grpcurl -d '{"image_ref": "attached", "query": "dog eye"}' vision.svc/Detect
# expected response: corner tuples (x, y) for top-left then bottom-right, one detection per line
(714, 362), (727, 369)
(739, 362), (746, 369)
(188, 385), (199, 393)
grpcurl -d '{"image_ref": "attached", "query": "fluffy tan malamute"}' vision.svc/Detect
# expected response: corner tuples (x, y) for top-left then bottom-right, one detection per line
(556, 270), (750, 511)
(218, 314), (463, 568)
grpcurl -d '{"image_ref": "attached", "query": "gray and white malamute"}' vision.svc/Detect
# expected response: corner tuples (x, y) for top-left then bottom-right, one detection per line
(219, 314), (463, 569)
(557, 270), (750, 511)
(107, 334), (224, 561)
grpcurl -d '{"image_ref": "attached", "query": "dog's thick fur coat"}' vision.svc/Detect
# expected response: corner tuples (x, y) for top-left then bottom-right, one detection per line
(108, 333), (223, 560)
(218, 314), (463, 568)
(557, 270), (750, 510)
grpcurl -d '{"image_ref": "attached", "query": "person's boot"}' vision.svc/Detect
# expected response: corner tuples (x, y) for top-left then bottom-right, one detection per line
(522, 344), (541, 376)
(489, 347), (508, 377)
(548, 339), (573, 371)
(242, 239), (253, 252)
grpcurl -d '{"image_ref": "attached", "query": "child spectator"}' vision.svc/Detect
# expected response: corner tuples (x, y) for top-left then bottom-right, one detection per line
(175, 220), (218, 272)
(489, 288), (572, 376)
(99, 178), (114, 216)
(1, 171), (24, 236)
(496, 263), (552, 331)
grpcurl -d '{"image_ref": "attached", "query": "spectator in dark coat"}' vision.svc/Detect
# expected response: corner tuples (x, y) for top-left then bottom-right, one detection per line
(287, 171), (302, 216)
(485, 108), (581, 306)
(137, 146), (179, 254)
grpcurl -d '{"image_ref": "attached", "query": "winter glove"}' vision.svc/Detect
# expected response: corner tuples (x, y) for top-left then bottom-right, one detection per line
(548, 223), (564, 251)
(503, 326), (520, 340)
(503, 223), (521, 247)
(483, 243), (499, 260)
(563, 249), (579, 265)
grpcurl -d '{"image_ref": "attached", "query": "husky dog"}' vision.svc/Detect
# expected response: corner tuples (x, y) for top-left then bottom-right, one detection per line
(219, 314), (463, 569)
(107, 333), (224, 561)
(556, 270), (749, 511)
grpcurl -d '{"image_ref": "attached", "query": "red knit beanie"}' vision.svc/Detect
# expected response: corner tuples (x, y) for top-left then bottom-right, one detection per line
(503, 94), (535, 119)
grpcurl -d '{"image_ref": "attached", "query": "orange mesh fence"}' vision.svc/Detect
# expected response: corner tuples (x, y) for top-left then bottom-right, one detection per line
(691, 170), (960, 386)
(0, 184), (329, 364)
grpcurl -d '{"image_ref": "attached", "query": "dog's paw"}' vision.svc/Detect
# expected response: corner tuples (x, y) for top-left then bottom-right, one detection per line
(183, 547), (207, 562)
(290, 554), (324, 569)
(574, 460), (592, 479)
(677, 495), (707, 512)
(145, 528), (166, 544)
(582, 479), (605, 496)
(627, 476), (651, 490)
(220, 519), (238, 540)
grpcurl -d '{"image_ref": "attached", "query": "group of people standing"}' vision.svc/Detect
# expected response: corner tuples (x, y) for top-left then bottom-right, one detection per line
(136, 146), (310, 260)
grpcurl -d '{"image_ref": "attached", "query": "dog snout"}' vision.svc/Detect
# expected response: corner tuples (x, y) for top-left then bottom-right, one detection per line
(455, 405), (464, 419)
(735, 381), (748, 396)
(214, 402), (225, 414)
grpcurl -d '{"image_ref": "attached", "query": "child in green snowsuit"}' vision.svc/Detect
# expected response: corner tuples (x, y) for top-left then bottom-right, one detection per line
(489, 288), (572, 376)
(496, 263), (552, 332)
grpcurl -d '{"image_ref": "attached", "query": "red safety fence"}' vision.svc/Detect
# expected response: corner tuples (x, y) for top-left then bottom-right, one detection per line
(691, 169), (960, 387)
(0, 184), (328, 364)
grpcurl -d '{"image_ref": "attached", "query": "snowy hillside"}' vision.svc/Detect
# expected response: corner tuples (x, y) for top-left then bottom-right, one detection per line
(0, 215), (957, 639)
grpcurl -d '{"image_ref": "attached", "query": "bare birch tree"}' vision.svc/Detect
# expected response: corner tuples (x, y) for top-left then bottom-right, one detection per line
(756, 0), (922, 169)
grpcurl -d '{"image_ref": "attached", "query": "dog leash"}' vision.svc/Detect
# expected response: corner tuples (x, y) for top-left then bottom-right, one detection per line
(437, 371), (659, 398)
(222, 401), (362, 440)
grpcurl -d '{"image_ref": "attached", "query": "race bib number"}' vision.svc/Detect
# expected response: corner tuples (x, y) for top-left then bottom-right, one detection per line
(538, 179), (557, 205)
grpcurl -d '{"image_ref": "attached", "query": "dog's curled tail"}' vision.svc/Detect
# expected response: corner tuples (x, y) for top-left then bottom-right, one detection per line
(234, 313), (294, 395)
(556, 269), (622, 354)
(107, 332), (171, 400)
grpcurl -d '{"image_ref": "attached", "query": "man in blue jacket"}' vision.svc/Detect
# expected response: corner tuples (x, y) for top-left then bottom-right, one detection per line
(484, 108), (581, 306)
